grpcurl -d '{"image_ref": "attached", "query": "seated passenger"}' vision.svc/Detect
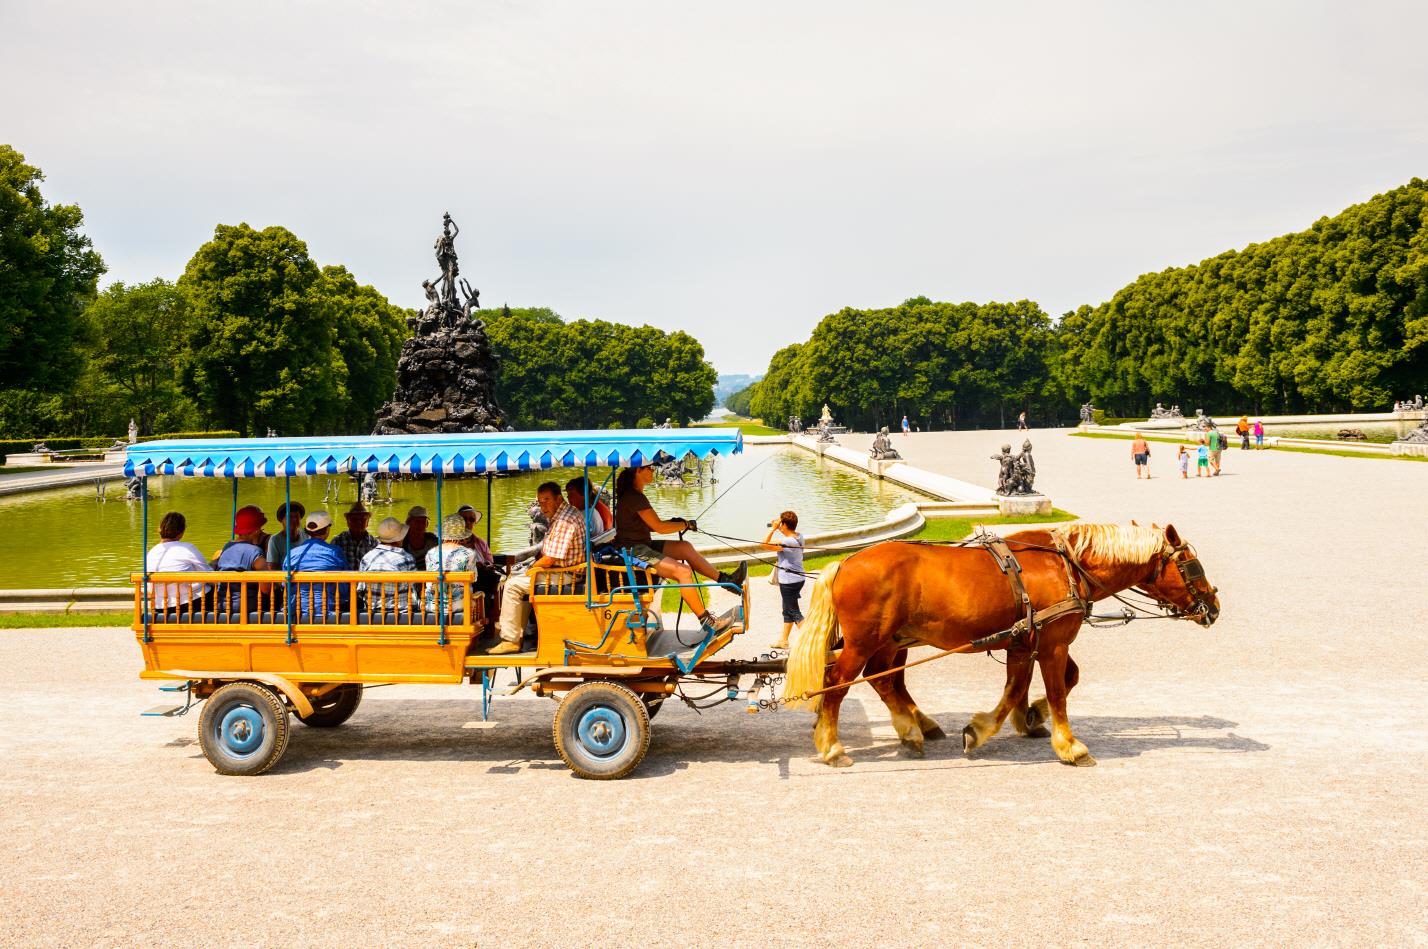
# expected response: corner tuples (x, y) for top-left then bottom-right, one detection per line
(266, 501), (306, 566)
(492, 480), (586, 655)
(360, 517), (416, 612)
(423, 514), (481, 615)
(400, 505), (440, 572)
(145, 511), (214, 614)
(456, 504), (494, 564)
(457, 503), (499, 630)
(216, 505), (271, 612)
(282, 511), (349, 614)
(332, 501), (378, 570)
(613, 465), (746, 636)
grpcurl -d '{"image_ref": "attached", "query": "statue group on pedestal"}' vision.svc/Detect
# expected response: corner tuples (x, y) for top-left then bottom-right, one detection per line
(1149, 402), (1183, 420)
(1079, 402), (1095, 424)
(869, 427), (901, 461)
(991, 439), (1038, 496)
(787, 415), (803, 433)
(1393, 395), (1425, 412)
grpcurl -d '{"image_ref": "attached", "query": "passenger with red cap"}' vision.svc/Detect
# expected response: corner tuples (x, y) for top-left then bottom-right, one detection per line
(216, 505), (272, 611)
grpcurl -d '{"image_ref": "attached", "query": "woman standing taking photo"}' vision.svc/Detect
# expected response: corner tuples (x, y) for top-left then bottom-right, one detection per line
(763, 511), (804, 651)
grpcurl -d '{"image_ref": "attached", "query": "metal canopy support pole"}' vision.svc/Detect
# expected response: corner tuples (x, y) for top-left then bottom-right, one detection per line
(436, 469), (447, 647)
(484, 472), (492, 546)
(141, 474), (151, 643)
(230, 477), (238, 540)
(284, 474), (294, 646)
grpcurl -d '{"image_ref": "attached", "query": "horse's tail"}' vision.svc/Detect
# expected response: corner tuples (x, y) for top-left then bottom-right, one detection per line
(782, 560), (842, 713)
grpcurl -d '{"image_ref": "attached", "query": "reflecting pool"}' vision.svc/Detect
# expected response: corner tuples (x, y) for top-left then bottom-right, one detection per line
(0, 447), (930, 588)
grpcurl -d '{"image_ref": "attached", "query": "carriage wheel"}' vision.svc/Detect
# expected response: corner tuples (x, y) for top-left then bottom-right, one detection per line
(552, 681), (651, 780)
(297, 684), (363, 728)
(197, 682), (290, 776)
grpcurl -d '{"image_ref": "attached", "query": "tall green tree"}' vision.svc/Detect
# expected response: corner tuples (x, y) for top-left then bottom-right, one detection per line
(178, 223), (342, 435)
(483, 308), (716, 428)
(83, 279), (198, 435)
(0, 145), (105, 416)
(314, 265), (411, 433)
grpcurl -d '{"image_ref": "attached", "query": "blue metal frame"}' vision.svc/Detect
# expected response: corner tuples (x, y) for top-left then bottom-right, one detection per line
(140, 475), (151, 642)
(283, 474), (294, 646)
(435, 471), (447, 647)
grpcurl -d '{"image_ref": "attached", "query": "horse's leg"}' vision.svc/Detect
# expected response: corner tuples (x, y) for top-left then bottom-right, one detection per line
(890, 662), (946, 741)
(963, 646), (1037, 752)
(812, 640), (872, 768)
(865, 647), (925, 757)
(1020, 654), (1079, 737)
(1037, 638), (1095, 766)
(1008, 647), (1050, 738)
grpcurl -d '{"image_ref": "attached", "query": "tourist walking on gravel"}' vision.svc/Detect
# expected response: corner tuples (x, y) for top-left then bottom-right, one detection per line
(1131, 433), (1151, 479)
(762, 511), (805, 651)
(1017, 410), (1028, 431)
(1196, 437), (1210, 477)
(1236, 416), (1251, 450)
(1207, 426), (1225, 475)
(1177, 444), (1190, 478)
(1254, 419), (1265, 449)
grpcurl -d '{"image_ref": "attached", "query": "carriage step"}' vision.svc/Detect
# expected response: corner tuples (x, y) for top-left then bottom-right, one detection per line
(142, 704), (187, 717)
(158, 682), (191, 692)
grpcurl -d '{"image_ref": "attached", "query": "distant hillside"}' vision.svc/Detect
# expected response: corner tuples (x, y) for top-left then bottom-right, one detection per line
(714, 373), (762, 405)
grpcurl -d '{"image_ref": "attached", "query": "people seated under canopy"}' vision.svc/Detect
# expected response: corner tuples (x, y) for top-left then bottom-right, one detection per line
(283, 511), (349, 614)
(493, 479), (587, 655)
(613, 464), (745, 638)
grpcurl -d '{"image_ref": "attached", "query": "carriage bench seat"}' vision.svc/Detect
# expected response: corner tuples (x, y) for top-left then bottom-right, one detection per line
(143, 611), (468, 626)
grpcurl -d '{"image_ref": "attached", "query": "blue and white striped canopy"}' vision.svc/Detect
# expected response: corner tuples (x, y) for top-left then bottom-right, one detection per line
(123, 429), (742, 479)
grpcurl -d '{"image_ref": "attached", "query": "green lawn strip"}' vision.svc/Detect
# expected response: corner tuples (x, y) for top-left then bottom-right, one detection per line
(1071, 429), (1426, 461)
(691, 419), (786, 436)
(1268, 443), (1428, 461)
(0, 611), (133, 629)
(658, 509), (1078, 611)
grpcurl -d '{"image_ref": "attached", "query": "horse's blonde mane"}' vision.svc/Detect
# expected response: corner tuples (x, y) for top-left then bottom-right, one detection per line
(1060, 523), (1167, 564)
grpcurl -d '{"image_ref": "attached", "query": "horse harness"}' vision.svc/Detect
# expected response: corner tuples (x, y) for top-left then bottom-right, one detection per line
(976, 532), (1088, 658)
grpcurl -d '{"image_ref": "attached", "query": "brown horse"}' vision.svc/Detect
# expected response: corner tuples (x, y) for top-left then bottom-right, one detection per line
(782, 523), (1219, 767)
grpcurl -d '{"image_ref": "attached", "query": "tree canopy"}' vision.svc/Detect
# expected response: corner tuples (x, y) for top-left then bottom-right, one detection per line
(1051, 178), (1428, 415)
(178, 224), (410, 436)
(483, 307), (717, 428)
(748, 298), (1055, 430)
(0, 145), (105, 392)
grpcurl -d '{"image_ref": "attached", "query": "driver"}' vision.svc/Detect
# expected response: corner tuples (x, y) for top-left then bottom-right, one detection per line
(613, 464), (746, 636)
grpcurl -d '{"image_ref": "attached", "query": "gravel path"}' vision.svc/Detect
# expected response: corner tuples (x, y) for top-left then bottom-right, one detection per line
(2, 428), (1425, 946)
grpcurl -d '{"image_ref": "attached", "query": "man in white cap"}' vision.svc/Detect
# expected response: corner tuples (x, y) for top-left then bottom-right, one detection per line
(283, 510), (349, 613)
(360, 516), (417, 612)
(333, 501), (378, 570)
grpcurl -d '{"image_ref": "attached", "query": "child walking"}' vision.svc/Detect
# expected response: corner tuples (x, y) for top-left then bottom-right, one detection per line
(1177, 444), (1189, 478)
(1196, 438), (1210, 477)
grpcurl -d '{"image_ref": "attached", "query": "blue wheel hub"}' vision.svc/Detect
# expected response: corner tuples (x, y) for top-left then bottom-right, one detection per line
(576, 706), (626, 758)
(217, 704), (265, 757)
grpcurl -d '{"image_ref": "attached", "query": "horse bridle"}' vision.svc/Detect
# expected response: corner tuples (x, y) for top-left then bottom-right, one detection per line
(1151, 541), (1218, 623)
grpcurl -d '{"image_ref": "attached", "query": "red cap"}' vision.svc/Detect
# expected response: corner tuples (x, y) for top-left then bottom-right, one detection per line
(234, 506), (267, 534)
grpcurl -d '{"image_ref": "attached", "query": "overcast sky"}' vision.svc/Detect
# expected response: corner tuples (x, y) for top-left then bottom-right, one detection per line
(5, 1), (1426, 374)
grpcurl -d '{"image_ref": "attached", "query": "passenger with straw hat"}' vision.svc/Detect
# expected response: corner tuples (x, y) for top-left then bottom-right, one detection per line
(423, 513), (480, 614)
(360, 516), (417, 612)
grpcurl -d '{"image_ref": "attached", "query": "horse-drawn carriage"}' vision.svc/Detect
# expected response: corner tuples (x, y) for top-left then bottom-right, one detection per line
(127, 429), (780, 779)
(127, 429), (1221, 778)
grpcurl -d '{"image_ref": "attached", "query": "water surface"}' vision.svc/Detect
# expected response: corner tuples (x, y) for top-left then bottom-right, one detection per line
(0, 447), (927, 588)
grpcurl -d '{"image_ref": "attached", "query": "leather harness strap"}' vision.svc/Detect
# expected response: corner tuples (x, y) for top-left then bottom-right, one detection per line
(981, 533), (1090, 656)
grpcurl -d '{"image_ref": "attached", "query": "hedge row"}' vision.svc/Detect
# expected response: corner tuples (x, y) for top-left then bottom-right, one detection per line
(137, 430), (241, 443)
(1, 431), (240, 465)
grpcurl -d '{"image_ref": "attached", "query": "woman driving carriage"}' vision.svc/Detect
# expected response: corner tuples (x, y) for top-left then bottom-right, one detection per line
(613, 464), (746, 635)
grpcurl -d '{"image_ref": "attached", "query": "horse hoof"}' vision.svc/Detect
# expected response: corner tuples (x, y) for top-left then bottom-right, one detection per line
(1023, 725), (1050, 739)
(900, 739), (925, 758)
(1068, 752), (1097, 767)
(1025, 701), (1047, 732)
(827, 754), (853, 768)
(962, 724), (978, 754)
(922, 724), (947, 741)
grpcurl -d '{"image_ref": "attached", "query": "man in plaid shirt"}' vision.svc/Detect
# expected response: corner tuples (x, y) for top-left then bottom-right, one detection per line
(333, 501), (378, 570)
(359, 517), (417, 612)
(492, 479), (588, 654)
